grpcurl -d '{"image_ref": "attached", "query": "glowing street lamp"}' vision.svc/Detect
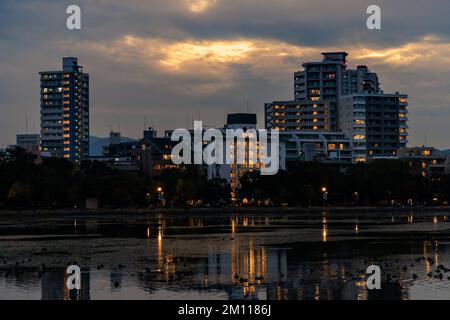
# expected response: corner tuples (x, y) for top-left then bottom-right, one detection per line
(321, 187), (328, 205)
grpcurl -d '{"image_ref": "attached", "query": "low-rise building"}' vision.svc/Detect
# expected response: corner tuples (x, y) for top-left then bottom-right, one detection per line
(87, 156), (139, 171)
(207, 113), (286, 201)
(399, 146), (450, 178)
(16, 134), (41, 156)
(280, 131), (352, 165)
(137, 136), (178, 178)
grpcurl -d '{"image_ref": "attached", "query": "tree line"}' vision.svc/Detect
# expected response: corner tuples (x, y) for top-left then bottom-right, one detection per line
(240, 161), (450, 207)
(1, 147), (449, 209)
(0, 147), (229, 209)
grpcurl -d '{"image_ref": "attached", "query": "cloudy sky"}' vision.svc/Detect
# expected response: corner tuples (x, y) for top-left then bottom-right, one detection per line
(1, 0), (450, 148)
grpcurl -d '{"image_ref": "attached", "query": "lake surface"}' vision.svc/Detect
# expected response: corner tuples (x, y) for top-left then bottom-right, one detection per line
(1, 209), (450, 300)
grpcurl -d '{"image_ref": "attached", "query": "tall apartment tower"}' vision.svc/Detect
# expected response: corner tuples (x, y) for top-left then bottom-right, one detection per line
(294, 52), (380, 131)
(339, 93), (408, 163)
(40, 57), (89, 163)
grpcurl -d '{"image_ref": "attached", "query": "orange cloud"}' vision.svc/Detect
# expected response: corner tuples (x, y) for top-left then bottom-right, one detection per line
(185, 0), (218, 13)
(65, 34), (450, 96)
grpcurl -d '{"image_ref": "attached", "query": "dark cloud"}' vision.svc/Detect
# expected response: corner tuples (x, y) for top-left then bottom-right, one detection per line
(1, 0), (450, 148)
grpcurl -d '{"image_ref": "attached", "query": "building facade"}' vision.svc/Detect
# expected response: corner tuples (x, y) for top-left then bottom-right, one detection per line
(280, 131), (352, 165)
(339, 93), (409, 163)
(40, 57), (89, 163)
(265, 100), (330, 132)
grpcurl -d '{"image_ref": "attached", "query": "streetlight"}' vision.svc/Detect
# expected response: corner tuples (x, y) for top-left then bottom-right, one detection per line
(321, 187), (328, 206)
(156, 187), (165, 207)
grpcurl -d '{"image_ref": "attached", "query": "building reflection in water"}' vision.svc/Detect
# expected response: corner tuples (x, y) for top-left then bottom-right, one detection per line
(322, 217), (328, 243)
(110, 270), (122, 291)
(208, 239), (288, 300)
(41, 268), (90, 300)
(137, 214), (410, 300)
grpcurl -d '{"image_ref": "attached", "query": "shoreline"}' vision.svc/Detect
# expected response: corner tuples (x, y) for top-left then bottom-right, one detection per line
(0, 206), (450, 217)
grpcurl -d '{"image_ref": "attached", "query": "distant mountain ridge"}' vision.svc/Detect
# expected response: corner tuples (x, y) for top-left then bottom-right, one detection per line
(441, 149), (450, 155)
(89, 136), (137, 157)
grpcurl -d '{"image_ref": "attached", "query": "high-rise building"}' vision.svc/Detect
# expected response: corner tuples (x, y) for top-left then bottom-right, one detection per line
(266, 52), (408, 165)
(343, 65), (380, 95)
(40, 57), (89, 163)
(293, 52), (380, 130)
(339, 93), (408, 163)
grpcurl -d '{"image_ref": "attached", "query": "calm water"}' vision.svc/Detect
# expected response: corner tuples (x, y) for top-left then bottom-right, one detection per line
(1, 210), (450, 300)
